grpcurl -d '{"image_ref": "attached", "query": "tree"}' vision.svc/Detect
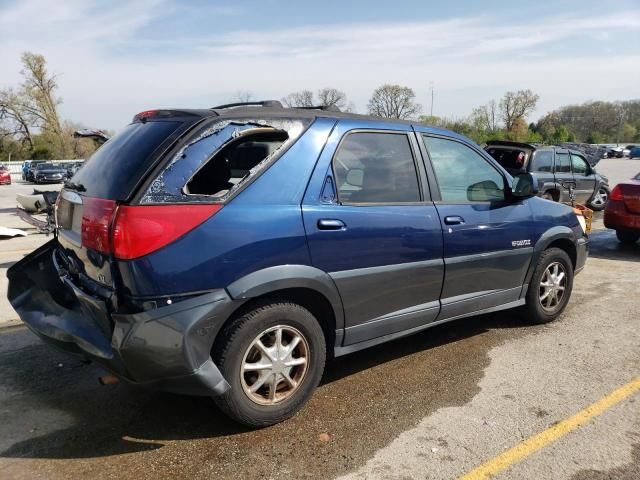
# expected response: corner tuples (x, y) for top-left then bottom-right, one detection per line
(500, 89), (539, 132)
(316, 88), (348, 110)
(281, 90), (314, 108)
(19, 52), (67, 157)
(552, 125), (570, 143)
(0, 88), (34, 150)
(233, 90), (254, 103)
(367, 84), (421, 120)
(470, 100), (500, 133)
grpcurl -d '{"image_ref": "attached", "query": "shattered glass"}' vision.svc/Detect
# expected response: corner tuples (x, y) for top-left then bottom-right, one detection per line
(141, 119), (306, 204)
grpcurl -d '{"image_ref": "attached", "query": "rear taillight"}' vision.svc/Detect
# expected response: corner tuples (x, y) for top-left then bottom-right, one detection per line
(80, 197), (221, 259)
(81, 197), (117, 253)
(610, 185), (623, 201)
(112, 204), (222, 260)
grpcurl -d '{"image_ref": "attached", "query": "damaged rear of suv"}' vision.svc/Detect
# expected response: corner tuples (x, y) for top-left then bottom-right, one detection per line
(8, 103), (319, 415)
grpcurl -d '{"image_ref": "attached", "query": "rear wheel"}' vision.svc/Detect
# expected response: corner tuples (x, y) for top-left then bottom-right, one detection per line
(588, 186), (609, 211)
(212, 302), (326, 427)
(542, 191), (557, 202)
(616, 230), (639, 244)
(522, 248), (574, 324)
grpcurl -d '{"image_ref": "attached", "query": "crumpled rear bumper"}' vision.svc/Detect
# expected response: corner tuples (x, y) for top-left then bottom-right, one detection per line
(7, 240), (233, 396)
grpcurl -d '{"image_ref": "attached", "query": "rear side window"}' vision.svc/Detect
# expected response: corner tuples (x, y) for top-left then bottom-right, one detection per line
(141, 118), (308, 204)
(555, 152), (571, 173)
(423, 136), (505, 202)
(333, 132), (421, 204)
(72, 120), (182, 200)
(531, 151), (553, 172)
(186, 130), (288, 196)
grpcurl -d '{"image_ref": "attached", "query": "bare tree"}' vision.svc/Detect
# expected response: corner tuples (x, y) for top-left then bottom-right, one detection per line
(367, 84), (421, 120)
(317, 88), (347, 110)
(0, 88), (34, 149)
(499, 89), (539, 131)
(471, 100), (500, 133)
(233, 90), (254, 103)
(281, 90), (314, 108)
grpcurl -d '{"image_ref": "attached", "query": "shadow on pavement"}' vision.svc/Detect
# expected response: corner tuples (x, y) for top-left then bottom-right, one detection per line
(0, 308), (531, 461)
(587, 229), (640, 261)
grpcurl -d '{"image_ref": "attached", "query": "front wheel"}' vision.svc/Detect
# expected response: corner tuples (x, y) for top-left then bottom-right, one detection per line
(522, 248), (574, 324)
(616, 230), (639, 244)
(212, 302), (326, 427)
(588, 186), (609, 211)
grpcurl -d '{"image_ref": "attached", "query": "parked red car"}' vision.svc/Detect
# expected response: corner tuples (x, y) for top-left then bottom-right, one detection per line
(604, 173), (640, 244)
(0, 165), (11, 185)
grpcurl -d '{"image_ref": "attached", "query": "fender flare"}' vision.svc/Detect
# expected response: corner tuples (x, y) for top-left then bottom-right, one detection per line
(523, 226), (577, 287)
(226, 264), (345, 330)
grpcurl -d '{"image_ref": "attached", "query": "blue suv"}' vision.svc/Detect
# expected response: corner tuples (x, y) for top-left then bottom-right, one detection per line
(8, 101), (588, 426)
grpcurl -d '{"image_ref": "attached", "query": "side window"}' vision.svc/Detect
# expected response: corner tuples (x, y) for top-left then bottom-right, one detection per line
(531, 151), (553, 172)
(422, 136), (505, 202)
(554, 152), (571, 173)
(571, 154), (589, 175)
(186, 130), (288, 196)
(333, 132), (421, 204)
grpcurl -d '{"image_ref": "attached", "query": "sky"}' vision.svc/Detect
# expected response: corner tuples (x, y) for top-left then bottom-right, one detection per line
(1, 0), (639, 131)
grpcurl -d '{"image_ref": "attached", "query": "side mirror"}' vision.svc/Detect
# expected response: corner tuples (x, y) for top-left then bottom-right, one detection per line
(511, 172), (538, 198)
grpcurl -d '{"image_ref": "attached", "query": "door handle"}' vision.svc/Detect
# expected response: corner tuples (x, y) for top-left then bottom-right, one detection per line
(444, 216), (464, 225)
(317, 219), (346, 230)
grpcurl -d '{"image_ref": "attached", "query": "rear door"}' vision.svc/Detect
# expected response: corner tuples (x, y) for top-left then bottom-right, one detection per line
(417, 133), (535, 320)
(302, 120), (444, 346)
(570, 152), (596, 204)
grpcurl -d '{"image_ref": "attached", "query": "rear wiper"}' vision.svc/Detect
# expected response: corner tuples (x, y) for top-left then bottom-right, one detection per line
(64, 180), (86, 192)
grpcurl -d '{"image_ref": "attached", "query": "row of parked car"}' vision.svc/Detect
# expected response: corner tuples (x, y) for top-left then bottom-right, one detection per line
(605, 145), (640, 158)
(21, 160), (83, 184)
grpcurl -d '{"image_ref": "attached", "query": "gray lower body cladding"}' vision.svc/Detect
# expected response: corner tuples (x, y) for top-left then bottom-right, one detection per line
(7, 240), (232, 396)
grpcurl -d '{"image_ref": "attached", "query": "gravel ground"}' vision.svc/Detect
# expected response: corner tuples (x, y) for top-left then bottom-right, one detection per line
(0, 159), (638, 479)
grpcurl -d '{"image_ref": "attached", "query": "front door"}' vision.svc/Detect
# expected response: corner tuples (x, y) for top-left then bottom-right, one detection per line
(570, 152), (596, 204)
(417, 133), (535, 320)
(302, 121), (444, 346)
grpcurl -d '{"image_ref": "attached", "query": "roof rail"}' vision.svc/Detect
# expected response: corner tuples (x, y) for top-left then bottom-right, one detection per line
(294, 105), (342, 112)
(211, 100), (283, 110)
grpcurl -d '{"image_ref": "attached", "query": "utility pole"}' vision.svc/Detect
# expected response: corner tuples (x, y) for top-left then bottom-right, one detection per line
(429, 81), (434, 117)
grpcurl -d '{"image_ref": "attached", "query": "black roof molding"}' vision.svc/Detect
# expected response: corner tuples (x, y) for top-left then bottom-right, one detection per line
(211, 100), (283, 110)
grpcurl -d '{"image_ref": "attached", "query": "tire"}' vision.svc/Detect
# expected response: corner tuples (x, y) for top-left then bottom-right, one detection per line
(616, 230), (639, 244)
(522, 248), (574, 324)
(588, 186), (609, 211)
(212, 301), (326, 427)
(542, 191), (555, 201)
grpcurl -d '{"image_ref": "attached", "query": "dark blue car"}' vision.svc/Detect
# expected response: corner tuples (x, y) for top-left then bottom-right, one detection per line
(8, 102), (588, 426)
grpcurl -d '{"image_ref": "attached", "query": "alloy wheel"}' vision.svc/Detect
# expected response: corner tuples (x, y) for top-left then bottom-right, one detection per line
(592, 188), (608, 207)
(539, 262), (567, 312)
(240, 325), (310, 405)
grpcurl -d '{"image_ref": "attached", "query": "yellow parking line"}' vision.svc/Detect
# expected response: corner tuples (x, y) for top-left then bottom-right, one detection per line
(459, 376), (640, 480)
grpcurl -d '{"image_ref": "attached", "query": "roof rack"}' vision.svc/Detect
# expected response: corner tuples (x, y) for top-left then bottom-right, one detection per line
(211, 100), (283, 110)
(294, 105), (341, 112)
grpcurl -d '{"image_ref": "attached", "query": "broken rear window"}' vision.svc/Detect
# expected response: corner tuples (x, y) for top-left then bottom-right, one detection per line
(141, 119), (307, 204)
